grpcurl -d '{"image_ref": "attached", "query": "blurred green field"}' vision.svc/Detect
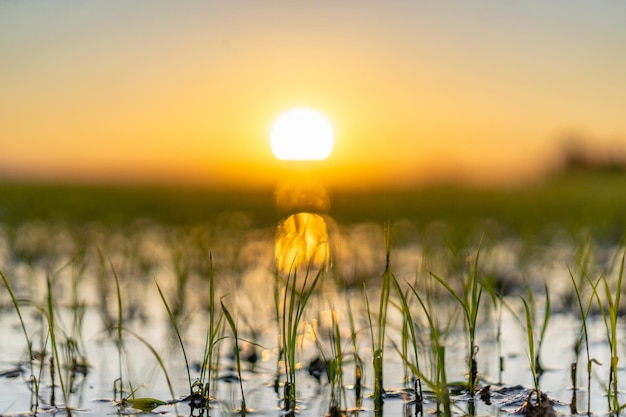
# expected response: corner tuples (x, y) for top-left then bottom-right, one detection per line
(1, 170), (625, 243)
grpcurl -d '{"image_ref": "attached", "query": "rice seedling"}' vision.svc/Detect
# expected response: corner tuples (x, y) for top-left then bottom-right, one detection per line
(345, 289), (364, 411)
(435, 346), (452, 417)
(518, 294), (557, 417)
(364, 222), (392, 417)
(8, 255), (79, 413)
(565, 235), (597, 308)
(111, 262), (154, 411)
(1, 268), (41, 412)
(328, 308), (345, 416)
(521, 281), (551, 377)
(64, 259), (89, 393)
(110, 260), (125, 404)
(273, 269), (283, 396)
(405, 279), (451, 417)
(157, 252), (224, 411)
(520, 295), (542, 404)
(588, 251), (625, 413)
(117, 327), (179, 413)
(388, 275), (423, 415)
(45, 274), (72, 416)
(279, 265), (323, 415)
(569, 264), (602, 415)
(221, 297), (247, 415)
(99, 257), (171, 414)
(429, 243), (483, 397)
(482, 279), (505, 385)
(400, 307), (410, 386)
(309, 305), (347, 416)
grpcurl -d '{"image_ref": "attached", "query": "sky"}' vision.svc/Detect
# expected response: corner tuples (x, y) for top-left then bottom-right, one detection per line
(2, 1), (626, 190)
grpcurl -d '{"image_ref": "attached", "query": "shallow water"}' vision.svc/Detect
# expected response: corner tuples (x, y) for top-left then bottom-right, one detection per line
(2, 301), (622, 416)
(1, 220), (625, 416)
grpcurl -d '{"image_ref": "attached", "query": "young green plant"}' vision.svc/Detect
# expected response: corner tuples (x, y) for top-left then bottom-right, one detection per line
(345, 289), (364, 411)
(221, 298), (247, 416)
(389, 274), (423, 415)
(569, 265), (601, 415)
(522, 281), (551, 377)
(111, 260), (125, 403)
(364, 223), (392, 416)
(45, 274), (72, 416)
(483, 280), (505, 385)
(408, 280), (451, 417)
(327, 306), (345, 415)
(589, 252), (625, 413)
(310, 305), (346, 416)
(520, 295), (542, 405)
(280, 266), (323, 415)
(118, 328), (179, 413)
(1, 269), (41, 412)
(430, 243), (483, 396)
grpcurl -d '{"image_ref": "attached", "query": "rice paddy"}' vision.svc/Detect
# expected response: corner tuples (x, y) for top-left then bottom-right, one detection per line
(1, 171), (626, 417)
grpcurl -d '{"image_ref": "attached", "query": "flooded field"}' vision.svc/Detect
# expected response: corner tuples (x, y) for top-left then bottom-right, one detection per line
(5, 1), (626, 415)
(1, 177), (626, 417)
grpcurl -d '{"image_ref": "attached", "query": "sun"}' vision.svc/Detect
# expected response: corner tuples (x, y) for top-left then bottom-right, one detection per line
(270, 108), (334, 160)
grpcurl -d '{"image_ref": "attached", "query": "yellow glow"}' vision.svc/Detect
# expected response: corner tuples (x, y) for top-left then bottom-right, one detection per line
(275, 212), (330, 273)
(270, 109), (334, 160)
(2, 2), (625, 189)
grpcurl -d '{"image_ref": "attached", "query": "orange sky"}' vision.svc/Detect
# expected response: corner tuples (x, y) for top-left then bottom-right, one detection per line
(2, 1), (626, 189)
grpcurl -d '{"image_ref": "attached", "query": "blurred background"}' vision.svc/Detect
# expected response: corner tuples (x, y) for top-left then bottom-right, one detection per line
(2, 1), (626, 188)
(1, 1), (626, 239)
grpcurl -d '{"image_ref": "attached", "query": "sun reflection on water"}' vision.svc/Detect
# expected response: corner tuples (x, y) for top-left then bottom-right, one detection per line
(275, 212), (331, 273)
(273, 179), (334, 273)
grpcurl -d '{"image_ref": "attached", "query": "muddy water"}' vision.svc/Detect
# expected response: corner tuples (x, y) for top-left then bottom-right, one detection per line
(1, 221), (625, 416)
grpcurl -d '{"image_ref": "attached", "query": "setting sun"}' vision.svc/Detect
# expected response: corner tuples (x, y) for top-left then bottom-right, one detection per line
(270, 108), (334, 160)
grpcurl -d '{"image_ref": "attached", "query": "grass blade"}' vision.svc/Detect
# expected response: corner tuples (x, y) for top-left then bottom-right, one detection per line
(155, 279), (192, 392)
